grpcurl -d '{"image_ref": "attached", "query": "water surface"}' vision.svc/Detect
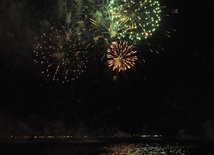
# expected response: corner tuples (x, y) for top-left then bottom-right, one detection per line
(0, 140), (213, 155)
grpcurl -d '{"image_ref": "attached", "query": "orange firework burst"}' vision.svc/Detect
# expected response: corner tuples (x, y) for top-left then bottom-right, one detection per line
(106, 41), (137, 72)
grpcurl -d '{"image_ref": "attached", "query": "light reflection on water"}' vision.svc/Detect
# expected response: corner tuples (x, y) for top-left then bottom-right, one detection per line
(101, 143), (189, 155)
(0, 142), (193, 155)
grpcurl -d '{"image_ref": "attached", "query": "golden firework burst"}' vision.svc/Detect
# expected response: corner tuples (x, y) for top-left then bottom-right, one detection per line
(106, 41), (138, 72)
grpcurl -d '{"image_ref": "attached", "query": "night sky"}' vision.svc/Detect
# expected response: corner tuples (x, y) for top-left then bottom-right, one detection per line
(0, 0), (213, 138)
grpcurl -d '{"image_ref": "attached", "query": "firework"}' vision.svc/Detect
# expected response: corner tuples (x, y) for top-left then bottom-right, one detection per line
(106, 41), (138, 72)
(89, 0), (162, 43)
(89, 0), (129, 42)
(34, 26), (89, 83)
(119, 0), (162, 41)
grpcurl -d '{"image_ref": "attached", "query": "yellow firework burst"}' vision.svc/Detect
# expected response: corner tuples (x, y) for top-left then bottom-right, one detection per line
(106, 41), (137, 72)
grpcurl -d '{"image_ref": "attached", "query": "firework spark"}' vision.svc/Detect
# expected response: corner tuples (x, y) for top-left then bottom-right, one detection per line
(34, 26), (89, 83)
(106, 41), (138, 72)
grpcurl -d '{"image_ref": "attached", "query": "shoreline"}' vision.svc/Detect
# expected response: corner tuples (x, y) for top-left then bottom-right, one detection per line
(0, 136), (213, 145)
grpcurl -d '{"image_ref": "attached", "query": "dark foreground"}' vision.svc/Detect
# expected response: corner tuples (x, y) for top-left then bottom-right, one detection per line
(0, 139), (214, 155)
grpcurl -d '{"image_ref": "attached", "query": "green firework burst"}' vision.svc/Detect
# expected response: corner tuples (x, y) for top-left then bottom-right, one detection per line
(120, 0), (162, 41)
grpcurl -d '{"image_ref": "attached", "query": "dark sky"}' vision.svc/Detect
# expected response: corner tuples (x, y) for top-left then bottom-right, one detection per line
(0, 0), (213, 136)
